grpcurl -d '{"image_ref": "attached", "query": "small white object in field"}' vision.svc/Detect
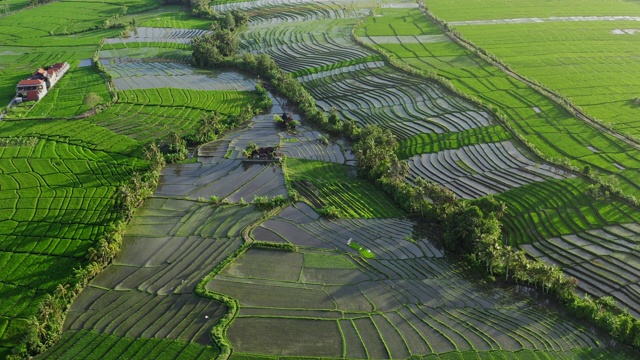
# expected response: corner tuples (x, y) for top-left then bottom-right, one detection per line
(205, 315), (209, 319)
(347, 237), (352, 245)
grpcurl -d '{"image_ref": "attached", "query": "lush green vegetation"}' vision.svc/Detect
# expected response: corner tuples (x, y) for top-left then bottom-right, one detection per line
(398, 125), (511, 159)
(425, 0), (640, 21)
(452, 20), (640, 136)
(3, 0), (640, 358)
(119, 87), (255, 112)
(284, 157), (404, 219)
(0, 122), (148, 358)
(497, 178), (640, 244)
(357, 6), (640, 202)
(20, 65), (110, 118)
(40, 330), (218, 360)
(88, 87), (259, 144)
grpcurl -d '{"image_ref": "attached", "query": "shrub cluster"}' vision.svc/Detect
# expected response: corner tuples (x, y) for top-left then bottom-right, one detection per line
(251, 195), (287, 211)
(251, 241), (298, 252)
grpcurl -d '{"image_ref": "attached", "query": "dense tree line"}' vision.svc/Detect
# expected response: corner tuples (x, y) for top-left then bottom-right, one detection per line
(188, 3), (640, 348)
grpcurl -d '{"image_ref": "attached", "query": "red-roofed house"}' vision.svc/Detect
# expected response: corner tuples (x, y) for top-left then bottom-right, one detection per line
(15, 61), (69, 102)
(16, 79), (46, 101)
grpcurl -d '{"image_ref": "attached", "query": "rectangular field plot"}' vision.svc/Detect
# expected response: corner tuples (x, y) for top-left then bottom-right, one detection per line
(207, 278), (336, 309)
(154, 160), (287, 202)
(228, 318), (342, 357)
(105, 27), (211, 44)
(106, 62), (256, 91)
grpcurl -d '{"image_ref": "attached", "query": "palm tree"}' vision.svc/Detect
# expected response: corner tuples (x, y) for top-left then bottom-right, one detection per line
(503, 246), (514, 280)
(510, 251), (528, 284)
(87, 246), (97, 261)
(38, 296), (51, 323)
(55, 283), (70, 305)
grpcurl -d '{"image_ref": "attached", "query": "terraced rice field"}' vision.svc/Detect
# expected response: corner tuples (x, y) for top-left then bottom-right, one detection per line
(5, 0), (640, 359)
(279, 126), (355, 165)
(358, 5), (640, 201)
(87, 87), (258, 144)
(0, 120), (143, 357)
(105, 27), (211, 45)
(41, 330), (218, 360)
(209, 202), (625, 358)
(62, 199), (262, 343)
(522, 223), (640, 317)
(285, 158), (403, 218)
(407, 141), (569, 199)
(234, 1), (499, 147)
(350, 2), (640, 321)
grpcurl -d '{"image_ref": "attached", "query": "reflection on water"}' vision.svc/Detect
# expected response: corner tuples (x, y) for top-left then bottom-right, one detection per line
(241, 162), (281, 173)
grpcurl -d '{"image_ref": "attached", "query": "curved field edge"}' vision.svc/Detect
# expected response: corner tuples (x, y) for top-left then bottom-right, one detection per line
(283, 157), (405, 219)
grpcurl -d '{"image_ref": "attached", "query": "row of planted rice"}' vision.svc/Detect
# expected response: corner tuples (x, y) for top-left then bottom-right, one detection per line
(406, 141), (569, 199)
(522, 223), (640, 317)
(104, 27), (211, 45)
(41, 330), (218, 360)
(308, 67), (493, 135)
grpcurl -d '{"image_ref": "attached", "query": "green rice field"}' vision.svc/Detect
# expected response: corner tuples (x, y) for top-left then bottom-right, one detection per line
(2, 0), (640, 359)
(284, 158), (404, 219)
